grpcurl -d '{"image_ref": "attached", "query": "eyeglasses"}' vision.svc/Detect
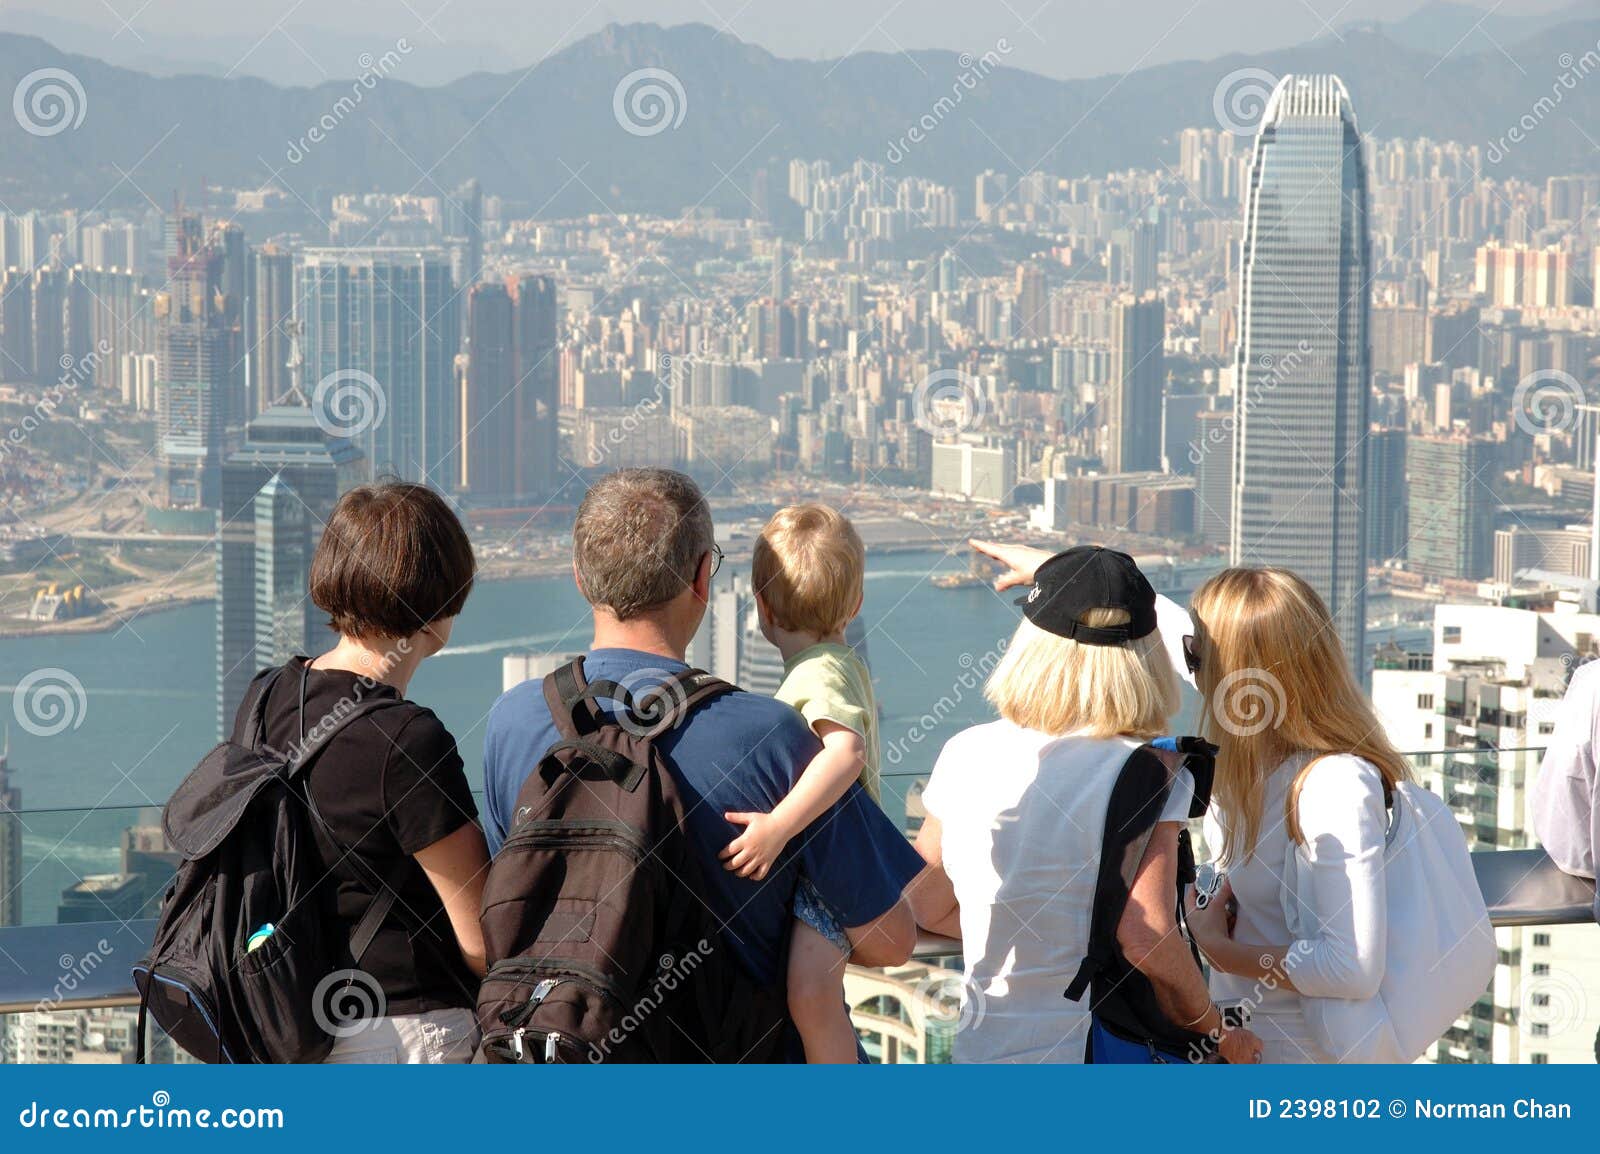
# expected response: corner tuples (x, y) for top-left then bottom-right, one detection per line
(708, 543), (725, 580)
(1182, 634), (1200, 676)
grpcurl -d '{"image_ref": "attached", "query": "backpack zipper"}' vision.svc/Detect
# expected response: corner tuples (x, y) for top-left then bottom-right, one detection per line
(499, 977), (563, 1028)
(501, 819), (648, 862)
(486, 957), (624, 1004)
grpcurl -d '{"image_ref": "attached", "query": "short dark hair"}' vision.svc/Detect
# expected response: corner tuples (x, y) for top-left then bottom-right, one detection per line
(573, 468), (712, 619)
(310, 481), (475, 640)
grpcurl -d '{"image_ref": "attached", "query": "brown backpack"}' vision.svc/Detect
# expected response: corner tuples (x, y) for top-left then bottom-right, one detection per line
(476, 658), (791, 1063)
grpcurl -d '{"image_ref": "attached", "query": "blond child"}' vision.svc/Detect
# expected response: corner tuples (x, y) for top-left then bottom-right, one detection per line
(718, 503), (880, 1064)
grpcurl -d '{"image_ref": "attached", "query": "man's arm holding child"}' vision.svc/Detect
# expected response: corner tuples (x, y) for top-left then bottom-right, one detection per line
(721, 720), (865, 881)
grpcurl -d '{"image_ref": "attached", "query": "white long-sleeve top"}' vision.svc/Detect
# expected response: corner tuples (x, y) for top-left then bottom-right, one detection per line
(1207, 752), (1389, 1063)
(1531, 660), (1599, 908)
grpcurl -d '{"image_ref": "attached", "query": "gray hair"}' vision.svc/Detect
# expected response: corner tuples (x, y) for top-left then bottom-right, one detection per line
(573, 468), (713, 619)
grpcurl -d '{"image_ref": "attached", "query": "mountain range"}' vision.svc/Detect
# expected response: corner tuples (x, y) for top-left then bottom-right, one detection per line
(0, 16), (1595, 218)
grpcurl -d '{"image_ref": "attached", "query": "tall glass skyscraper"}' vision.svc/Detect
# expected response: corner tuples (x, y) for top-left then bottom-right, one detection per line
(296, 248), (459, 487)
(1232, 75), (1371, 667)
(216, 399), (363, 734)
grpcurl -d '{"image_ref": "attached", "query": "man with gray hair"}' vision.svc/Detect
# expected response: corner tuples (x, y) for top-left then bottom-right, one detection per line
(483, 468), (924, 1058)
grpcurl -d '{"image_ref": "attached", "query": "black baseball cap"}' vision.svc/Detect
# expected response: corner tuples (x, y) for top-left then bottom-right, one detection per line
(1015, 546), (1158, 646)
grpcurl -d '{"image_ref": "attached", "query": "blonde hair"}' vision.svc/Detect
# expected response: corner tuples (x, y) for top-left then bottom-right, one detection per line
(751, 504), (865, 636)
(984, 610), (1179, 739)
(1190, 567), (1411, 864)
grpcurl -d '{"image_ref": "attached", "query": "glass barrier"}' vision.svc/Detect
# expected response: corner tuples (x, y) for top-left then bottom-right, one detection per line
(2, 751), (1596, 1065)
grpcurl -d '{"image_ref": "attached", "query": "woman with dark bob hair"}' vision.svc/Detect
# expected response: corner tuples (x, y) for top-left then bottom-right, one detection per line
(232, 480), (489, 1063)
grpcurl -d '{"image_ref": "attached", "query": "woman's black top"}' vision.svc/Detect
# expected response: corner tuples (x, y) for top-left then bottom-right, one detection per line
(236, 656), (480, 1014)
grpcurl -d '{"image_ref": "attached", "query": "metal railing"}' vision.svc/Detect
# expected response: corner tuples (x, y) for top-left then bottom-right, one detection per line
(0, 849), (1590, 1015)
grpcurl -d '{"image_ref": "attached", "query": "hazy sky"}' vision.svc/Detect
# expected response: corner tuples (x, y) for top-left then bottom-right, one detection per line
(0, 0), (1581, 84)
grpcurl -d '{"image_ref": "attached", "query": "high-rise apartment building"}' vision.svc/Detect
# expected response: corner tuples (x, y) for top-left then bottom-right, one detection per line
(1014, 263), (1047, 341)
(1193, 408), (1234, 549)
(1493, 526), (1591, 586)
(930, 438), (1015, 505)
(0, 735), (20, 928)
(1232, 75), (1370, 665)
(1105, 295), (1164, 474)
(1366, 427), (1408, 564)
(156, 211), (233, 511)
(248, 244), (296, 415)
(1407, 434), (1497, 581)
(1373, 604), (1600, 1063)
(460, 281), (516, 501)
(1475, 242), (1572, 309)
(296, 248), (459, 488)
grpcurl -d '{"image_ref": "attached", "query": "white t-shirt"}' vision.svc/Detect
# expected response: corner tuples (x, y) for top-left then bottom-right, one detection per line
(921, 719), (1195, 1064)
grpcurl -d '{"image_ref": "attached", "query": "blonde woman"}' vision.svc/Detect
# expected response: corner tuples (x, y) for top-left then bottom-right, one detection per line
(1180, 566), (1411, 1063)
(912, 546), (1262, 1064)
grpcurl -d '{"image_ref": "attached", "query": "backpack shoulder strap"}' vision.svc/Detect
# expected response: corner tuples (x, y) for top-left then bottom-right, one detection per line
(235, 665), (290, 750)
(643, 668), (736, 733)
(1065, 739), (1208, 1001)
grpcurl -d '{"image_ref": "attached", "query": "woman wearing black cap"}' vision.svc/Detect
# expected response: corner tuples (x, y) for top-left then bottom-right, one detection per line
(910, 543), (1261, 1064)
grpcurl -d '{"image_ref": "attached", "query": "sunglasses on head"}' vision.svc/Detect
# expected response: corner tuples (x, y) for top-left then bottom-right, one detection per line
(1182, 634), (1200, 676)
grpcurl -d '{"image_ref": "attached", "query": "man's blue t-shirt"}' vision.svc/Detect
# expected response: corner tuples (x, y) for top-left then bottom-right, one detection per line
(482, 648), (926, 989)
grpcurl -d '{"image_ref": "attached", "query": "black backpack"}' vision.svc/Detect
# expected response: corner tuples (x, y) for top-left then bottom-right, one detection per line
(1064, 736), (1224, 1063)
(475, 658), (789, 1064)
(132, 663), (412, 1063)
